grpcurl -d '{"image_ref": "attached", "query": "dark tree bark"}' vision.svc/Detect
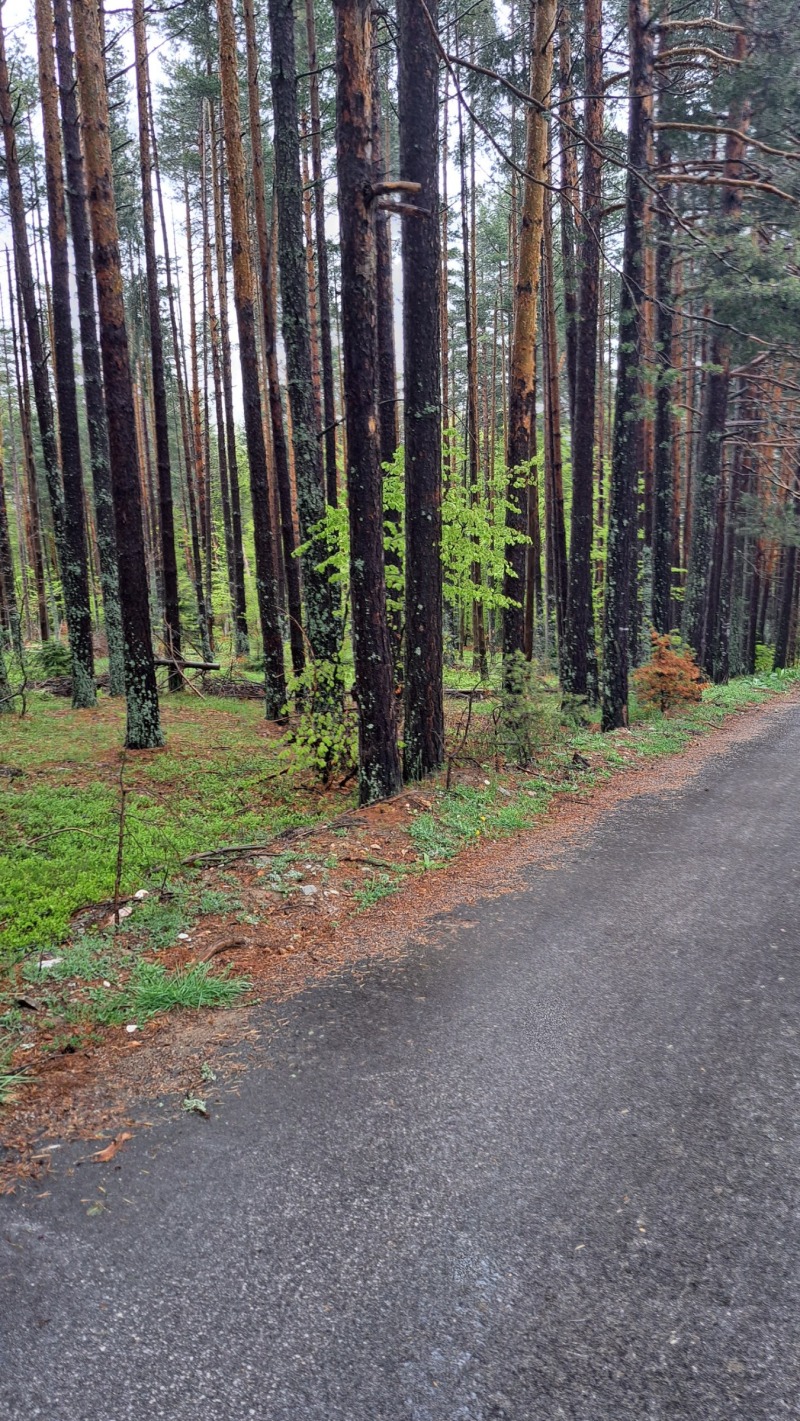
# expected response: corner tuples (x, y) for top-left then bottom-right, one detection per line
(208, 110), (248, 655)
(184, 171), (213, 659)
(201, 101), (235, 637)
(268, 0), (340, 668)
(305, 0), (338, 506)
(371, 35), (401, 664)
(7, 249), (48, 642)
(683, 343), (729, 668)
(557, 3), (579, 425)
(398, 0), (443, 777)
(242, 0), (304, 683)
(71, 0), (162, 747)
(0, 428), (20, 655)
(542, 194), (568, 658)
(562, 0), (602, 698)
(682, 16), (751, 670)
(773, 464), (800, 670)
(217, 0), (286, 718)
(651, 19), (675, 635)
(502, 0), (555, 664)
(334, 0), (402, 802)
(36, 0), (96, 708)
(1, 4), (96, 706)
(53, 0), (124, 694)
(132, 0), (181, 688)
(601, 0), (653, 732)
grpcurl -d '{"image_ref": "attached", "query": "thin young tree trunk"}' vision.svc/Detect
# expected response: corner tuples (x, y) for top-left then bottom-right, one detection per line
(651, 13), (675, 635)
(0, 423), (20, 655)
(562, 0), (602, 698)
(151, 132), (212, 659)
(457, 94), (487, 678)
(682, 15), (752, 670)
(299, 112), (323, 435)
(132, 0), (181, 688)
(372, 33), (401, 662)
(53, 0), (124, 693)
(36, 0), (96, 707)
(334, 0), (402, 802)
(601, 0), (653, 731)
(1, 5), (96, 704)
(398, 0), (443, 776)
(267, 0), (340, 669)
(773, 461), (800, 670)
(184, 171), (213, 656)
(557, 4), (580, 424)
(201, 102), (235, 636)
(542, 194), (568, 658)
(217, 0), (286, 718)
(208, 111), (248, 654)
(8, 249), (48, 642)
(306, 0), (338, 506)
(71, 0), (162, 747)
(242, 0), (304, 683)
(502, 0), (556, 666)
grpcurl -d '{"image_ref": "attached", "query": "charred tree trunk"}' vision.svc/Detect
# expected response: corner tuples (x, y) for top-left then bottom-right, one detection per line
(334, 0), (402, 802)
(601, 0), (652, 731)
(502, 0), (555, 666)
(562, 0), (602, 698)
(1, 5), (96, 705)
(242, 0), (304, 682)
(132, 0), (181, 688)
(217, 0), (286, 718)
(268, 0), (340, 667)
(71, 0), (162, 746)
(398, 0), (443, 777)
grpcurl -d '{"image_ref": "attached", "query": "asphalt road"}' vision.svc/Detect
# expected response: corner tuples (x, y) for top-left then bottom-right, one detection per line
(3, 703), (800, 1420)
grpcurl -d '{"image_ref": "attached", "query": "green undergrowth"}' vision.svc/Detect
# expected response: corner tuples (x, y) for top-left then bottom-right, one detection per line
(1, 665), (797, 1096)
(0, 694), (348, 958)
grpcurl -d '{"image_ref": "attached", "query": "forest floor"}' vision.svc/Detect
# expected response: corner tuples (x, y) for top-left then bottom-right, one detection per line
(1, 664), (798, 1184)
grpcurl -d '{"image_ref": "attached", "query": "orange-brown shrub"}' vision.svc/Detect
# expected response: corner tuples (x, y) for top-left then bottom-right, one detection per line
(633, 631), (705, 713)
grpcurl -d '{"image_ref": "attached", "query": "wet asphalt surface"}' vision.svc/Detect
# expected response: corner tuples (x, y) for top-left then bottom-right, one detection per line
(2, 701), (800, 1420)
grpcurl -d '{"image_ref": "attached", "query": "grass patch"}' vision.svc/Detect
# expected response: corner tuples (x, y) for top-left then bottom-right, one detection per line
(0, 694), (347, 959)
(92, 961), (249, 1024)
